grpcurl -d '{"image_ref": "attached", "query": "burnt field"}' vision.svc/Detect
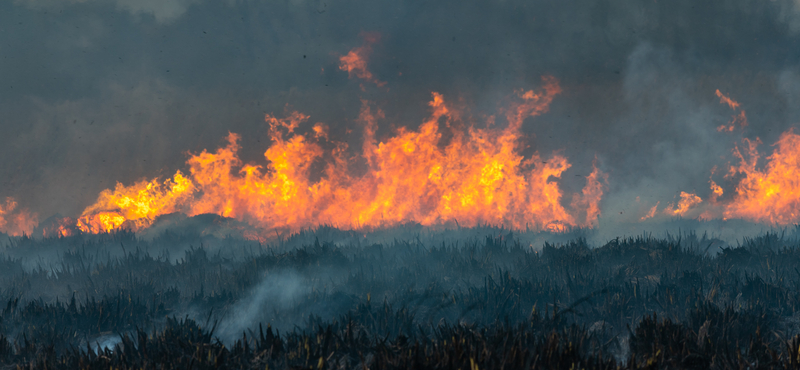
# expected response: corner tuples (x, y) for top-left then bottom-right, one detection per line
(2, 226), (800, 369)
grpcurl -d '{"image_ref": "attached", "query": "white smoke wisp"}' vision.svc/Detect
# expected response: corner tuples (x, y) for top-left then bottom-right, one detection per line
(217, 269), (306, 340)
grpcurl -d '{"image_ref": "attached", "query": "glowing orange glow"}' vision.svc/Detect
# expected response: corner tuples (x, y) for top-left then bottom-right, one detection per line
(312, 122), (329, 140)
(570, 158), (607, 227)
(715, 89), (748, 132)
(72, 77), (607, 239)
(664, 192), (702, 216)
(710, 179), (723, 202)
(0, 197), (38, 236)
(641, 201), (659, 221)
(715, 89), (740, 110)
(721, 130), (800, 224)
(638, 89), (800, 225)
(76, 172), (194, 233)
(41, 217), (76, 238)
(338, 32), (386, 88)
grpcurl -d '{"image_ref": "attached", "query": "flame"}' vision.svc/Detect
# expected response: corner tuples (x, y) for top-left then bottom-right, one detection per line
(715, 89), (748, 132)
(76, 172), (194, 233)
(312, 122), (329, 140)
(709, 165), (723, 201)
(570, 158), (607, 227)
(338, 32), (386, 88)
(721, 130), (800, 224)
(73, 77), (606, 239)
(41, 217), (77, 238)
(664, 192), (702, 216)
(0, 197), (38, 236)
(639, 89), (800, 225)
(641, 201), (659, 221)
(715, 89), (740, 110)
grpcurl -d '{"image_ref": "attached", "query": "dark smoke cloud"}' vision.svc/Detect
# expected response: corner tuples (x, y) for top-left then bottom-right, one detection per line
(2, 0), (800, 227)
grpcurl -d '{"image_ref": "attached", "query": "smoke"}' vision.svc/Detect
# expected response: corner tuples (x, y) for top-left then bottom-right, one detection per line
(595, 43), (732, 223)
(15, 0), (201, 23)
(217, 269), (307, 340)
(776, 0), (800, 33)
(2, 0), (800, 237)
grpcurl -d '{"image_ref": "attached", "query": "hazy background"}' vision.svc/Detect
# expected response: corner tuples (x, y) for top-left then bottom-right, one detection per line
(2, 0), (800, 227)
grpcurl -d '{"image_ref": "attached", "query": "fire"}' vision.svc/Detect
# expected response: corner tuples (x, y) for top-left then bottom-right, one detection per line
(52, 83), (800, 235)
(715, 89), (748, 132)
(338, 32), (386, 89)
(641, 201), (659, 221)
(664, 192), (702, 216)
(570, 158), (607, 227)
(721, 130), (800, 224)
(640, 89), (800, 226)
(0, 197), (38, 236)
(76, 172), (194, 233)
(709, 166), (724, 202)
(702, 90), (800, 225)
(41, 217), (76, 238)
(73, 77), (606, 239)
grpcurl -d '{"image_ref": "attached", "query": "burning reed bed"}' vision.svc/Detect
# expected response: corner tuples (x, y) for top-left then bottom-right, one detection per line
(2, 228), (800, 368)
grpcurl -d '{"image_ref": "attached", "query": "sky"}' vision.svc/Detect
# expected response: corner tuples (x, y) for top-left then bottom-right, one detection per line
(2, 0), (800, 226)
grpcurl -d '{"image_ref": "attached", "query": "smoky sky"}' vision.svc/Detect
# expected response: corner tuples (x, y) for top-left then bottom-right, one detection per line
(2, 0), (800, 223)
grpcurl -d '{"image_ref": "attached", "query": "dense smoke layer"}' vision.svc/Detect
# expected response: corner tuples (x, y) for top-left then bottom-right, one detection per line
(2, 0), (800, 237)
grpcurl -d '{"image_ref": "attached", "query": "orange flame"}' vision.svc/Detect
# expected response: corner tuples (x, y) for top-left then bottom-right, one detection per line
(636, 88), (800, 225)
(709, 177), (724, 203)
(715, 89), (740, 110)
(570, 158), (607, 227)
(338, 32), (386, 88)
(76, 172), (194, 233)
(715, 89), (748, 132)
(637, 89), (800, 225)
(74, 77), (606, 239)
(641, 201), (659, 221)
(664, 192), (702, 216)
(721, 130), (800, 224)
(40, 217), (77, 238)
(0, 197), (38, 236)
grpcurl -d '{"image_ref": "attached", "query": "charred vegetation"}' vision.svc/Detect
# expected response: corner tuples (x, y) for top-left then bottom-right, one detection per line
(1, 229), (800, 368)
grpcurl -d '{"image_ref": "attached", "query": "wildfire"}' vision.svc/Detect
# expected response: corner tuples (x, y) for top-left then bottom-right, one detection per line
(641, 201), (659, 221)
(75, 172), (194, 234)
(715, 89), (748, 132)
(10, 32), (800, 240)
(69, 77), (606, 239)
(664, 192), (702, 216)
(0, 197), (37, 236)
(31, 81), (800, 237)
(722, 130), (800, 224)
(41, 217), (76, 238)
(639, 89), (800, 226)
(705, 89), (800, 225)
(338, 32), (386, 89)
(27, 83), (800, 235)
(709, 166), (724, 202)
